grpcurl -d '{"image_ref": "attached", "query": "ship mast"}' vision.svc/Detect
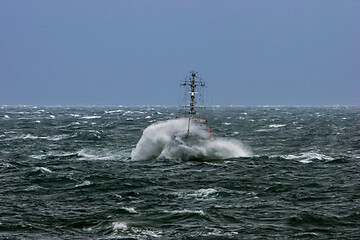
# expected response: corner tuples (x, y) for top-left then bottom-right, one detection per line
(180, 71), (206, 135)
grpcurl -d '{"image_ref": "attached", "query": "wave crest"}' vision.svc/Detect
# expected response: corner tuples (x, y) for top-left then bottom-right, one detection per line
(131, 119), (252, 161)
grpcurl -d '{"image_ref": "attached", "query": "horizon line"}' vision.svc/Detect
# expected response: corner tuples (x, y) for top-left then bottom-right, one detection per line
(1, 104), (359, 108)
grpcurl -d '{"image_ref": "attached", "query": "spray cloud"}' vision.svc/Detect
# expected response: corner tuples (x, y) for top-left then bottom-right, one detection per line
(131, 119), (252, 161)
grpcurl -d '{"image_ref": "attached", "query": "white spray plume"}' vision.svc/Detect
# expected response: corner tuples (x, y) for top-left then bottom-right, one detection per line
(131, 118), (252, 161)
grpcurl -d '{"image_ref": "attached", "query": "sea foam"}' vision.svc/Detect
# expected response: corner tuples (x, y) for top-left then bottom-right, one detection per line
(131, 118), (252, 160)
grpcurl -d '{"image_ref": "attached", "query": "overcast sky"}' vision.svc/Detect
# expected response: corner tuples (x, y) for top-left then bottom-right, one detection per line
(1, 0), (359, 106)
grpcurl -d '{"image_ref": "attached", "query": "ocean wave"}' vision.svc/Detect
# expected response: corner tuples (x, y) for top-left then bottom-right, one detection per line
(81, 115), (101, 119)
(30, 151), (79, 160)
(77, 149), (127, 161)
(255, 124), (287, 133)
(287, 211), (341, 228)
(25, 184), (45, 191)
(105, 109), (123, 114)
(131, 119), (252, 161)
(32, 167), (53, 174)
(121, 207), (137, 214)
(281, 152), (334, 163)
(256, 128), (277, 132)
(112, 222), (162, 238)
(0, 162), (14, 168)
(1, 106), (358, 239)
(269, 124), (286, 128)
(3, 134), (70, 142)
(74, 180), (92, 188)
(123, 110), (145, 115)
(163, 209), (205, 216)
(112, 221), (128, 232)
(173, 188), (218, 200)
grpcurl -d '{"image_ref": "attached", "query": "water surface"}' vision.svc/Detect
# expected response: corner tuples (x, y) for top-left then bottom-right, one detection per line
(0, 106), (359, 239)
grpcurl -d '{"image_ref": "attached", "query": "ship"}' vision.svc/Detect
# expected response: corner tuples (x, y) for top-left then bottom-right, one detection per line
(177, 71), (212, 139)
(131, 71), (251, 160)
(131, 71), (213, 160)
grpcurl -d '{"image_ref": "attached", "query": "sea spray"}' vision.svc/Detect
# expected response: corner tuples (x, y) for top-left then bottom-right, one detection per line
(131, 118), (252, 160)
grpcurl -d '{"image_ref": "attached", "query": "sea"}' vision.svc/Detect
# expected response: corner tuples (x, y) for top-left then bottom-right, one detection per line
(0, 105), (359, 239)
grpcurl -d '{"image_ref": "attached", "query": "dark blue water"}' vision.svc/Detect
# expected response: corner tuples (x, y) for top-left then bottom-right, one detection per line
(1, 106), (359, 239)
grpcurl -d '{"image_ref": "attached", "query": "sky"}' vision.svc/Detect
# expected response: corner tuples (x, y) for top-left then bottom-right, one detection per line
(0, 0), (359, 106)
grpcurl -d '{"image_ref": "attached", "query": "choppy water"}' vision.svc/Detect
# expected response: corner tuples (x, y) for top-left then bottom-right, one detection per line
(1, 106), (359, 239)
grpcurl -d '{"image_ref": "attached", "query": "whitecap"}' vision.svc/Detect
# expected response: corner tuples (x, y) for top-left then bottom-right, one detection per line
(174, 188), (217, 200)
(128, 227), (163, 238)
(135, 229), (162, 238)
(77, 149), (96, 159)
(74, 181), (91, 188)
(4, 115), (10, 119)
(299, 159), (312, 164)
(164, 209), (204, 216)
(121, 207), (137, 213)
(190, 188), (217, 198)
(24, 134), (39, 139)
(25, 184), (44, 191)
(112, 222), (128, 232)
(105, 109), (123, 114)
(203, 228), (239, 237)
(282, 152), (334, 163)
(123, 111), (134, 115)
(30, 154), (47, 160)
(47, 134), (68, 141)
(0, 162), (14, 168)
(269, 124), (286, 128)
(50, 115), (55, 119)
(24, 134), (68, 141)
(81, 116), (101, 119)
(77, 149), (126, 161)
(83, 227), (93, 232)
(256, 128), (274, 132)
(33, 167), (52, 173)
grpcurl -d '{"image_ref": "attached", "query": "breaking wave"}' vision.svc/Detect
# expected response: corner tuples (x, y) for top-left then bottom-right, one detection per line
(131, 119), (252, 161)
